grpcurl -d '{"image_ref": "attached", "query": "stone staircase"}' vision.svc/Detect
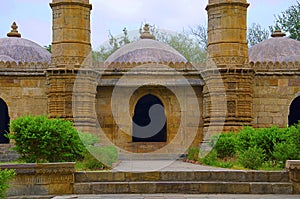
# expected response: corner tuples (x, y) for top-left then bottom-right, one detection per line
(74, 170), (293, 194)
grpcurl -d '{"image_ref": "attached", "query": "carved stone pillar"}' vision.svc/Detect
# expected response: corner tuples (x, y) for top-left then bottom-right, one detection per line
(201, 0), (254, 150)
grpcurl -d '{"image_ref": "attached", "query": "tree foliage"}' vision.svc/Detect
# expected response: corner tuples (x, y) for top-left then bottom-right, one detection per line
(269, 1), (300, 40)
(248, 23), (269, 47)
(93, 24), (206, 63)
(190, 24), (208, 50)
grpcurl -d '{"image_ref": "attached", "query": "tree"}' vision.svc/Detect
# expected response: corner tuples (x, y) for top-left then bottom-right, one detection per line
(44, 45), (51, 53)
(248, 23), (269, 47)
(190, 24), (208, 50)
(269, 1), (300, 40)
(93, 24), (206, 63)
(155, 30), (206, 63)
(93, 28), (131, 62)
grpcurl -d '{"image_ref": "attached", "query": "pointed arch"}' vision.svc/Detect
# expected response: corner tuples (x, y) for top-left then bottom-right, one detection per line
(132, 94), (166, 142)
(0, 98), (10, 143)
(289, 96), (300, 126)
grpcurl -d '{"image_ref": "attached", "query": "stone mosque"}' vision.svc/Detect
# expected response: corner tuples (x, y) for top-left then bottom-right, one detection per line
(1, 0), (300, 156)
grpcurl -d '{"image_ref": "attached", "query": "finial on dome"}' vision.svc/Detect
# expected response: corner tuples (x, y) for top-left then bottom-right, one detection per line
(140, 24), (155, 40)
(7, 22), (21, 38)
(271, 30), (286, 38)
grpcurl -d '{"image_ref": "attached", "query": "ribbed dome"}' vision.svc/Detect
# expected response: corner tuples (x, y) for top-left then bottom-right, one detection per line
(105, 39), (187, 64)
(0, 37), (51, 64)
(249, 31), (300, 63)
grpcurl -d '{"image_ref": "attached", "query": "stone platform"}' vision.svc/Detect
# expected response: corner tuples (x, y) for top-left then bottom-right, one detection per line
(74, 160), (293, 195)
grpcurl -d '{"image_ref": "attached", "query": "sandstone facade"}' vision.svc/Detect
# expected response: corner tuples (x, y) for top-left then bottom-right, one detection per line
(0, 0), (300, 156)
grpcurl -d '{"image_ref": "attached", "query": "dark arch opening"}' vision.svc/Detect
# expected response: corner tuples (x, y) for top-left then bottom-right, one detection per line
(132, 94), (166, 142)
(289, 96), (300, 126)
(0, 98), (10, 143)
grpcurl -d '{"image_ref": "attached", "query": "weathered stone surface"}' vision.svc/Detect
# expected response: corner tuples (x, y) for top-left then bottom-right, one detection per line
(1, 163), (75, 196)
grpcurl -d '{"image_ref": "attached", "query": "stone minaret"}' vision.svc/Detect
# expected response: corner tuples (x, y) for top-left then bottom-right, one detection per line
(47, 0), (97, 134)
(202, 0), (254, 141)
(50, 0), (92, 68)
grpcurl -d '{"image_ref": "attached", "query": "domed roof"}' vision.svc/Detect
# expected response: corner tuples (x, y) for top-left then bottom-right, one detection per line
(0, 22), (51, 64)
(249, 30), (300, 63)
(105, 24), (187, 64)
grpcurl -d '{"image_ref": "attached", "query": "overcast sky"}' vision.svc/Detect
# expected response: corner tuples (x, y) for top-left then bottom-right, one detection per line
(0, 0), (298, 49)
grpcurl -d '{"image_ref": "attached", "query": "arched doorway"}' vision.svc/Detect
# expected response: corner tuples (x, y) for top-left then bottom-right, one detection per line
(132, 94), (166, 142)
(289, 96), (300, 126)
(0, 98), (10, 143)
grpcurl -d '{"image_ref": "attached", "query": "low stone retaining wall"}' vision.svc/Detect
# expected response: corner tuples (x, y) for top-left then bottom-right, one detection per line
(1, 160), (300, 196)
(0, 162), (75, 197)
(0, 144), (19, 162)
(286, 160), (300, 194)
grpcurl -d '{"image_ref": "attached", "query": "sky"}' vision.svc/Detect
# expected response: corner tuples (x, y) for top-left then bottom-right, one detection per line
(0, 0), (298, 49)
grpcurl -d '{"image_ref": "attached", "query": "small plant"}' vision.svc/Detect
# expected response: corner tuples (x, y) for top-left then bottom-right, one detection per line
(200, 150), (218, 165)
(79, 132), (118, 170)
(83, 146), (118, 170)
(238, 146), (266, 170)
(214, 132), (237, 158)
(9, 115), (85, 163)
(187, 147), (200, 161)
(0, 169), (16, 199)
(209, 134), (220, 147)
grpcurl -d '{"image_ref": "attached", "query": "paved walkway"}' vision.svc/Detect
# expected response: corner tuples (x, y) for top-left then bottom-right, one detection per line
(52, 194), (300, 199)
(113, 160), (232, 172)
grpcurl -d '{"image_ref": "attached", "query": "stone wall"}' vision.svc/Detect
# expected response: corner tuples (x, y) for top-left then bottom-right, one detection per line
(0, 144), (18, 162)
(0, 75), (47, 120)
(96, 85), (203, 155)
(1, 163), (75, 196)
(252, 62), (300, 128)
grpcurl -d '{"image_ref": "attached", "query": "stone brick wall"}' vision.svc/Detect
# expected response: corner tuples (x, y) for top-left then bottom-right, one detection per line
(252, 62), (300, 128)
(96, 85), (203, 154)
(0, 75), (48, 120)
(0, 144), (19, 162)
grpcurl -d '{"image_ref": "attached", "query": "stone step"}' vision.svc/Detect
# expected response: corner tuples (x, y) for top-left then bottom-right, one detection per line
(118, 153), (185, 160)
(74, 181), (293, 194)
(75, 171), (290, 183)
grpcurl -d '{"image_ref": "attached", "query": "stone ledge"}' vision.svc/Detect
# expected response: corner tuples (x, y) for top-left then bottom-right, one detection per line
(1, 163), (76, 197)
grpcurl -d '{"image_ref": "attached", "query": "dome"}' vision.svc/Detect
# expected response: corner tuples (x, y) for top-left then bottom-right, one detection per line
(105, 24), (187, 64)
(249, 30), (300, 63)
(0, 22), (51, 64)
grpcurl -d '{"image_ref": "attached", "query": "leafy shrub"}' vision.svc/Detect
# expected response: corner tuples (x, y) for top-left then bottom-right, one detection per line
(79, 132), (118, 170)
(200, 150), (218, 165)
(200, 125), (300, 170)
(238, 146), (266, 169)
(209, 134), (220, 147)
(78, 132), (99, 146)
(9, 115), (85, 163)
(0, 169), (16, 199)
(200, 150), (233, 168)
(187, 147), (200, 161)
(237, 126), (287, 160)
(214, 132), (237, 158)
(83, 146), (118, 170)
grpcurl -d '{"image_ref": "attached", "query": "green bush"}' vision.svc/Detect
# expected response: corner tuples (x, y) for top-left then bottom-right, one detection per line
(78, 132), (118, 170)
(9, 115), (85, 163)
(199, 150), (234, 168)
(200, 150), (218, 165)
(200, 125), (300, 170)
(83, 146), (118, 170)
(0, 169), (16, 199)
(187, 147), (200, 161)
(237, 126), (288, 160)
(238, 146), (266, 170)
(214, 132), (237, 158)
